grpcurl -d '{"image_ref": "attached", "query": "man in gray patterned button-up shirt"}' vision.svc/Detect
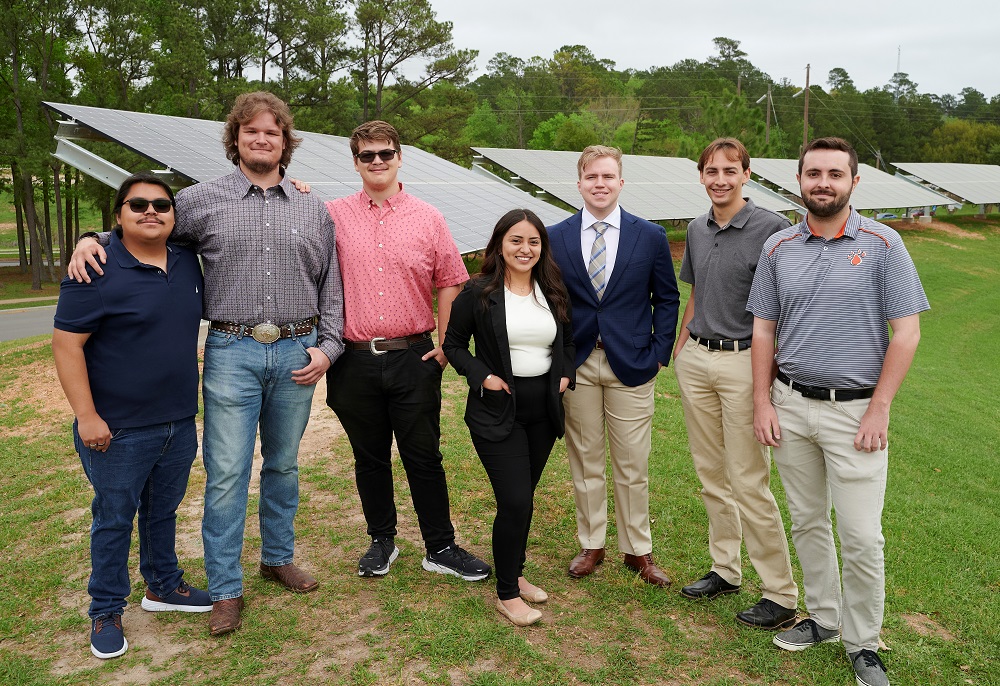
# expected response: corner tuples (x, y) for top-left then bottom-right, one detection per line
(69, 92), (344, 637)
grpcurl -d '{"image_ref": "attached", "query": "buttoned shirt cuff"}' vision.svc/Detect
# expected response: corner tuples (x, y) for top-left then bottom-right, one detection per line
(317, 338), (345, 366)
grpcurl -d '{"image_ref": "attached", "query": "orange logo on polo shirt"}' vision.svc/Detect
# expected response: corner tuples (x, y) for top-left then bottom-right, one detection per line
(849, 249), (867, 266)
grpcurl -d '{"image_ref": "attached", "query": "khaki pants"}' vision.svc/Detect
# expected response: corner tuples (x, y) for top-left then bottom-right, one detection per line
(674, 336), (797, 607)
(563, 348), (655, 556)
(770, 378), (887, 654)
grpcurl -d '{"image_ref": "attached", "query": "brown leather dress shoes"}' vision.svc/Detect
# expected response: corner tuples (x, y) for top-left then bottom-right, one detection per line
(259, 563), (319, 593)
(568, 548), (606, 578)
(209, 596), (245, 636)
(623, 553), (672, 587)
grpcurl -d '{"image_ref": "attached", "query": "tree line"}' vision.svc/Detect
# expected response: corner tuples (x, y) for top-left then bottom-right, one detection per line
(3, 0), (999, 288)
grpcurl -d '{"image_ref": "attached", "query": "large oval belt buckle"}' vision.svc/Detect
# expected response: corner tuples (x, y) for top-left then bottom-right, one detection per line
(252, 323), (281, 344)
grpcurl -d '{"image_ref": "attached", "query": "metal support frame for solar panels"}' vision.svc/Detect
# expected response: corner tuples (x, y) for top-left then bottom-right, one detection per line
(52, 119), (185, 191)
(745, 179), (806, 217)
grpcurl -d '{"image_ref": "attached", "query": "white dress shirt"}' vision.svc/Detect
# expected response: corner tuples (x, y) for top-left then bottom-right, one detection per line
(579, 204), (622, 282)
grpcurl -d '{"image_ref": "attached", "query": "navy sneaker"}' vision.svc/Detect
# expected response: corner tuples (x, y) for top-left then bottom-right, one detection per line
(422, 544), (490, 581)
(359, 537), (399, 577)
(90, 613), (127, 659)
(141, 579), (213, 613)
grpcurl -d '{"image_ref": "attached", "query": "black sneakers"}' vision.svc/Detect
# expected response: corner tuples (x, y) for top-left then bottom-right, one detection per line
(422, 544), (491, 581)
(358, 537), (400, 577)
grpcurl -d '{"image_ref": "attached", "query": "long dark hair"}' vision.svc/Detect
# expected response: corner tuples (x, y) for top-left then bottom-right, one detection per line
(476, 209), (570, 323)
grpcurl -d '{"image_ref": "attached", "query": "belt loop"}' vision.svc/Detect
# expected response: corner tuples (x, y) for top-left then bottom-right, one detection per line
(236, 325), (246, 340)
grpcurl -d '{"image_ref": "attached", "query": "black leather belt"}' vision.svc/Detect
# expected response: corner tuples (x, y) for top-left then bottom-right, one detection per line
(692, 333), (751, 351)
(210, 316), (317, 344)
(345, 332), (432, 355)
(777, 371), (875, 402)
(594, 340), (605, 350)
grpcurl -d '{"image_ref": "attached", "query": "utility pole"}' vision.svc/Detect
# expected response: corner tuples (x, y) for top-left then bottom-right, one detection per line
(765, 84), (772, 144)
(802, 63), (810, 149)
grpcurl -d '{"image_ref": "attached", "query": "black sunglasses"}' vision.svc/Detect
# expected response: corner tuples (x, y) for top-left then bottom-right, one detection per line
(124, 197), (174, 213)
(354, 149), (398, 164)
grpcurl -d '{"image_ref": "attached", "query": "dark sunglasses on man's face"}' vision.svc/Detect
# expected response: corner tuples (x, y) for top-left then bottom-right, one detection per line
(125, 197), (174, 213)
(354, 149), (398, 164)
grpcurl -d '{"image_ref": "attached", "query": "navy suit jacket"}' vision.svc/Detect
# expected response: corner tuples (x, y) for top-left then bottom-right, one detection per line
(549, 208), (679, 387)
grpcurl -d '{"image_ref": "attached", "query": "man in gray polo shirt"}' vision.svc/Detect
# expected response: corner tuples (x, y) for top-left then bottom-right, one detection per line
(748, 137), (928, 686)
(672, 138), (798, 630)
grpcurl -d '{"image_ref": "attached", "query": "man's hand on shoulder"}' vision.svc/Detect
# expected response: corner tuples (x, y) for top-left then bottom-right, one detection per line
(291, 347), (331, 385)
(290, 178), (311, 194)
(67, 238), (107, 283)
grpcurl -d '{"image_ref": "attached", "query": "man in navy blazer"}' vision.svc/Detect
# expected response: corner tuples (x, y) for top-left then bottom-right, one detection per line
(548, 145), (680, 586)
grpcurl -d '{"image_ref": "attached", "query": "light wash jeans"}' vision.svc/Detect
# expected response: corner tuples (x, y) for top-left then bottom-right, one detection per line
(201, 328), (317, 600)
(76, 417), (197, 618)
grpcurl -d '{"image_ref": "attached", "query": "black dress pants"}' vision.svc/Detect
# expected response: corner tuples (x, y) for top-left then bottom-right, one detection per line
(326, 338), (455, 551)
(471, 374), (556, 600)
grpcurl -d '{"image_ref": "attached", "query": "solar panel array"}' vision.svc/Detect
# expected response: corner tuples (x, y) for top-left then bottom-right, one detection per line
(473, 147), (802, 220)
(43, 102), (571, 253)
(892, 162), (1000, 205)
(751, 158), (954, 211)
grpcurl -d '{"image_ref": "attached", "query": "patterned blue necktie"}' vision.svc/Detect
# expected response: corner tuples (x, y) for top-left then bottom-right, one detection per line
(588, 221), (609, 300)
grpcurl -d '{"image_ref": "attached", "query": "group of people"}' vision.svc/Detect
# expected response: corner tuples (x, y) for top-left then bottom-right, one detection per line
(54, 90), (927, 686)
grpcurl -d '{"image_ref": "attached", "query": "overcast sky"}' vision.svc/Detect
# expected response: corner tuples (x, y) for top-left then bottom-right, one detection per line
(429, 0), (998, 99)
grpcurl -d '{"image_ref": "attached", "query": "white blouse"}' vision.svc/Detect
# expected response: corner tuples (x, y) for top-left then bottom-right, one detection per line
(504, 283), (557, 377)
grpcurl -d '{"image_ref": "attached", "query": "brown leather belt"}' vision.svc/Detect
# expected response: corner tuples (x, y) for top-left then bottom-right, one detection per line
(210, 316), (317, 344)
(345, 332), (432, 355)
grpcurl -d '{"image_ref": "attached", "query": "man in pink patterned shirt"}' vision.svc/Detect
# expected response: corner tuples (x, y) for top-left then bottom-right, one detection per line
(325, 120), (491, 581)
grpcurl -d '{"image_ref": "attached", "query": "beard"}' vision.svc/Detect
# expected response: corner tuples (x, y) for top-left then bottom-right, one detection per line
(241, 156), (280, 176)
(803, 189), (851, 218)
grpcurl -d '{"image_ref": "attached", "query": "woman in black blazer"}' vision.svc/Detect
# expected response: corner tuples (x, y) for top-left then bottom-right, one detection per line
(444, 209), (574, 627)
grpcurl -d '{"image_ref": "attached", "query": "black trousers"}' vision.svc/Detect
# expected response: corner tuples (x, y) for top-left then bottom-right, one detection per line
(471, 374), (557, 600)
(326, 338), (455, 551)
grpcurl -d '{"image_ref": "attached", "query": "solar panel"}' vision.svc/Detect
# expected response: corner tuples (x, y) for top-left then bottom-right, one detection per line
(891, 162), (1000, 206)
(473, 147), (802, 220)
(751, 158), (954, 212)
(43, 102), (571, 254)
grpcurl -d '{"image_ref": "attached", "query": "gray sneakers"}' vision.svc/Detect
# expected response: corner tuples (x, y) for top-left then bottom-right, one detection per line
(773, 617), (841, 651)
(851, 649), (889, 686)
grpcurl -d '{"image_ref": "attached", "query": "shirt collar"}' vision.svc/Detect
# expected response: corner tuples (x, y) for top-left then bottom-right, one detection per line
(109, 229), (177, 269)
(708, 197), (755, 229)
(362, 182), (407, 210)
(234, 166), (291, 198)
(799, 207), (861, 240)
(581, 204), (621, 232)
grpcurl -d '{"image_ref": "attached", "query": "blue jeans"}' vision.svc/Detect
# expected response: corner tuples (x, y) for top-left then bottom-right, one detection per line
(76, 417), (197, 618)
(201, 328), (317, 600)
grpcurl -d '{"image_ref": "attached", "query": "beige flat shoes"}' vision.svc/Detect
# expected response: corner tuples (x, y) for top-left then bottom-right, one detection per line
(496, 598), (542, 627)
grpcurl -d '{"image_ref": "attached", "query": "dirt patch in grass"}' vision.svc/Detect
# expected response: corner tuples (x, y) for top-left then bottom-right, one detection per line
(891, 219), (986, 239)
(900, 612), (955, 641)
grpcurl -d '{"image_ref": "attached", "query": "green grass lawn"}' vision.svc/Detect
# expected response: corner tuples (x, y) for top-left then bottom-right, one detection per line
(0, 218), (997, 685)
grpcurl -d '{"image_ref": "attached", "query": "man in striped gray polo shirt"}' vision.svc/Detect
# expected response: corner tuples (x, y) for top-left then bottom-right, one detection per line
(673, 138), (798, 631)
(748, 137), (928, 686)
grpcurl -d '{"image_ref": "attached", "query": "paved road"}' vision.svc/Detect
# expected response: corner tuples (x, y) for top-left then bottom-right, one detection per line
(0, 305), (57, 342)
(0, 306), (209, 344)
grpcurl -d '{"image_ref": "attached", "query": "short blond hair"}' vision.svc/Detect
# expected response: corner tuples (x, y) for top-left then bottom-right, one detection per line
(577, 145), (623, 178)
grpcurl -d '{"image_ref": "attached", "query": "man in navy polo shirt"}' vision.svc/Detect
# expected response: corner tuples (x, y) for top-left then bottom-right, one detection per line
(54, 172), (209, 660)
(748, 137), (929, 686)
